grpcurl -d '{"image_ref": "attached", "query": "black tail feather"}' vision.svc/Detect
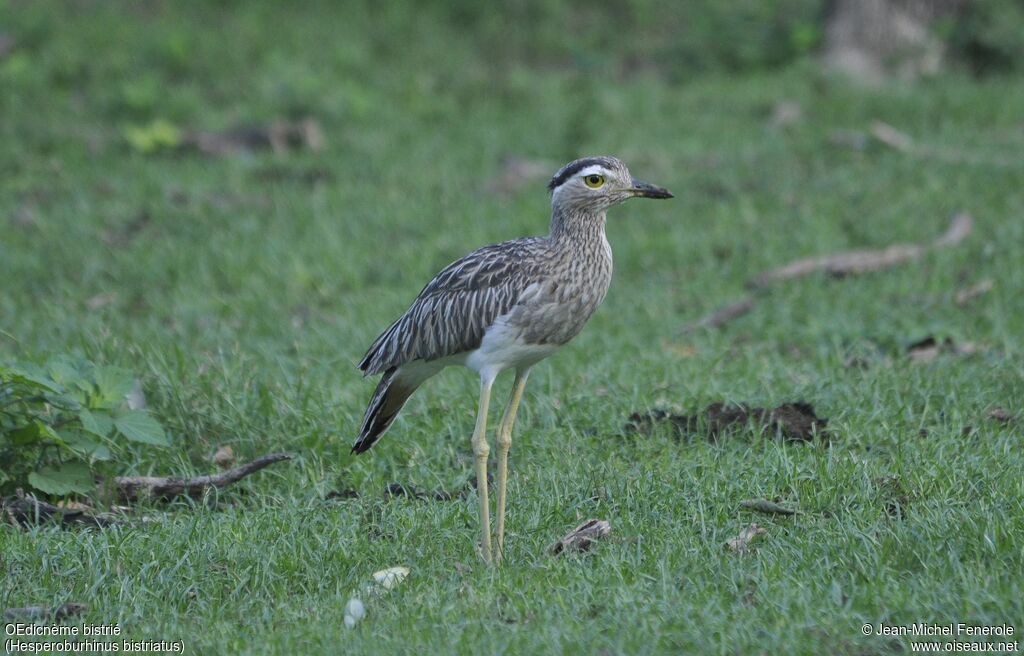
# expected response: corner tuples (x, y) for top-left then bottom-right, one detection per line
(352, 367), (414, 454)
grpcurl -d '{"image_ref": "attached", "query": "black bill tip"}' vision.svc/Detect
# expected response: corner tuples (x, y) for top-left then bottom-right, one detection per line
(632, 179), (674, 199)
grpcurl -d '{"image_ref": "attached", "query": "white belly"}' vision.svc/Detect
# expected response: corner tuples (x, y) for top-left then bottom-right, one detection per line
(465, 316), (559, 378)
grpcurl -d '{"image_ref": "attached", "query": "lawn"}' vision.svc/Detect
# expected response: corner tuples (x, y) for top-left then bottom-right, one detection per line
(2, 3), (1023, 655)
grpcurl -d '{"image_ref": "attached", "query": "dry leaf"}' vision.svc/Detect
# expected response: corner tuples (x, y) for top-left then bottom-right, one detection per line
(372, 566), (409, 590)
(662, 341), (696, 357)
(987, 407), (1015, 424)
(907, 336), (984, 364)
(908, 336), (942, 364)
(56, 500), (94, 512)
(548, 519), (611, 555)
(212, 445), (235, 469)
(86, 293), (117, 311)
(725, 524), (767, 553)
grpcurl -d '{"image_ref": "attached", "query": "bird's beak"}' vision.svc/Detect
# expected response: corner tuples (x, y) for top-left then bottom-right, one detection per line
(631, 179), (674, 199)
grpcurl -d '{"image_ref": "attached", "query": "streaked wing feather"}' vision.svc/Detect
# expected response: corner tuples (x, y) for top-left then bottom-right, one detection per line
(358, 238), (545, 375)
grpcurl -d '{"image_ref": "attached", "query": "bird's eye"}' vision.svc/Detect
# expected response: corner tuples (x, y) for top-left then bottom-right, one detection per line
(583, 174), (605, 188)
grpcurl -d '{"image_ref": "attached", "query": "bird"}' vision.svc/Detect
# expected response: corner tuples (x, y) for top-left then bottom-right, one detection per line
(352, 156), (673, 563)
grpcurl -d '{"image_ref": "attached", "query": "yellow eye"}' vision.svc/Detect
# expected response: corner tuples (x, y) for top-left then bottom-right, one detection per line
(583, 174), (605, 188)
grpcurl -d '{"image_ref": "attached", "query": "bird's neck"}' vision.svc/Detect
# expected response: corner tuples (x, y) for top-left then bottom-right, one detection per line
(548, 206), (607, 245)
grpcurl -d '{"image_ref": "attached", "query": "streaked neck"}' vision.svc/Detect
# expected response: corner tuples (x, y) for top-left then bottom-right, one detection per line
(548, 206), (607, 243)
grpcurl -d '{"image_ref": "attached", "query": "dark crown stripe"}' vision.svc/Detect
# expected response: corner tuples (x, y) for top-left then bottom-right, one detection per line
(547, 156), (615, 192)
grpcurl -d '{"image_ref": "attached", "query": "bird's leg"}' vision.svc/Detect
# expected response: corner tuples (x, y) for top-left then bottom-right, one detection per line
(472, 374), (495, 563)
(495, 368), (530, 563)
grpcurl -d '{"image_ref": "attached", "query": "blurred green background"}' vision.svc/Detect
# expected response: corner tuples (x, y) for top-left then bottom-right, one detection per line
(2, 1), (1023, 654)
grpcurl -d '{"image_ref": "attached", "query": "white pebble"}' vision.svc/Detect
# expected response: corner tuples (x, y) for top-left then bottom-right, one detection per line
(344, 597), (365, 628)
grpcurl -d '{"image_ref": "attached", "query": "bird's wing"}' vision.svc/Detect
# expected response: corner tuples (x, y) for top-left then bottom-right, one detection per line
(358, 238), (546, 375)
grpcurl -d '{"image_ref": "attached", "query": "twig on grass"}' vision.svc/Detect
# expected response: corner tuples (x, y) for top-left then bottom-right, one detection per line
(869, 121), (1022, 168)
(748, 212), (972, 289)
(869, 121), (913, 152)
(680, 213), (973, 333)
(2, 492), (121, 528)
(680, 296), (756, 334)
(4, 603), (87, 621)
(181, 119), (324, 156)
(114, 452), (292, 502)
(955, 278), (993, 306)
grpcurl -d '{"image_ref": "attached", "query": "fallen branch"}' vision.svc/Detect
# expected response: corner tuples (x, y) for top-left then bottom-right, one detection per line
(182, 119), (324, 156)
(548, 519), (611, 555)
(114, 452), (292, 502)
(4, 603), (87, 621)
(680, 213), (974, 333)
(748, 212), (972, 289)
(680, 296), (756, 335)
(2, 493), (120, 528)
(870, 121), (1021, 168)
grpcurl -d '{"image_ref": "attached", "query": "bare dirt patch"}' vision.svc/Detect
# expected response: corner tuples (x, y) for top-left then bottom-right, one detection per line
(626, 401), (829, 442)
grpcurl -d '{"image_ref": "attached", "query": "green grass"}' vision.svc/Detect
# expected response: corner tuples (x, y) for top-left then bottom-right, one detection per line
(2, 3), (1023, 655)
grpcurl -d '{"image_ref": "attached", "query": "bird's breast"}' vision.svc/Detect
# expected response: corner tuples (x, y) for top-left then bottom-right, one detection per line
(465, 234), (613, 374)
(515, 238), (613, 346)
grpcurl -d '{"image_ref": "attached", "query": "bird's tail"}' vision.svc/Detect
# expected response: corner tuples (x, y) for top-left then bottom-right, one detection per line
(352, 365), (426, 454)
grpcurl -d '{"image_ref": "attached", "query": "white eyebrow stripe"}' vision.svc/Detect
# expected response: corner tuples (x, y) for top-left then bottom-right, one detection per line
(576, 165), (608, 178)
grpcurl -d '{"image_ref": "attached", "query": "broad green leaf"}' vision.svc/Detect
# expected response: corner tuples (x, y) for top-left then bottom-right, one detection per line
(8, 422), (43, 445)
(95, 366), (135, 407)
(47, 356), (84, 386)
(47, 357), (93, 403)
(28, 461), (94, 495)
(37, 422), (62, 443)
(79, 408), (114, 437)
(115, 410), (169, 446)
(59, 430), (112, 461)
(5, 363), (63, 393)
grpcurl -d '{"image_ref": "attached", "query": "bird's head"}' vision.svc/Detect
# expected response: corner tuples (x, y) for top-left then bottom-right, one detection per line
(547, 156), (673, 213)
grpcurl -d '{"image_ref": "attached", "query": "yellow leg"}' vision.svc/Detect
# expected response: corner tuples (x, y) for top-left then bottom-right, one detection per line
(472, 375), (495, 563)
(495, 368), (530, 563)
